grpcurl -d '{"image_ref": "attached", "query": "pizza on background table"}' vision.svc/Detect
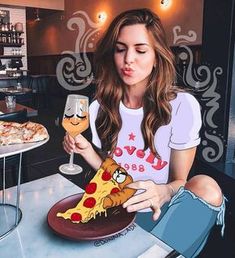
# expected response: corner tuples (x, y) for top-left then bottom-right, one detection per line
(57, 158), (136, 223)
(0, 121), (49, 145)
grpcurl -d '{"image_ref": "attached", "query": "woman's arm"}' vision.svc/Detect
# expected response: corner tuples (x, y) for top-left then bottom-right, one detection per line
(167, 146), (197, 193)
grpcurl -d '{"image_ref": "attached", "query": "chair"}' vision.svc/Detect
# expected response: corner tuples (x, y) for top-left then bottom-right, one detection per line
(16, 75), (34, 107)
(30, 75), (50, 109)
(0, 109), (29, 188)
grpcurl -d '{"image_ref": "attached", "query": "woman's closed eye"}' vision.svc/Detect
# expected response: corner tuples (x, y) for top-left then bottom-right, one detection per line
(136, 49), (147, 54)
(115, 47), (126, 53)
(115, 47), (147, 54)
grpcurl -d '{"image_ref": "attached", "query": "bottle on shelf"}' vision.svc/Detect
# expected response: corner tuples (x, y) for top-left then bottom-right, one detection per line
(7, 23), (11, 31)
(15, 22), (23, 33)
(1, 23), (5, 31)
(17, 82), (22, 89)
(12, 32), (16, 44)
(2, 34), (6, 43)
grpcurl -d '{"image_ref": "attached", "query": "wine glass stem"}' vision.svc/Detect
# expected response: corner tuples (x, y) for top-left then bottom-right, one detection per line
(69, 152), (74, 169)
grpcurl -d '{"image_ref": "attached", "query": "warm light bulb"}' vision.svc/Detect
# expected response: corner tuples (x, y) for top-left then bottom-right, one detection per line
(161, 0), (171, 8)
(35, 9), (41, 22)
(97, 11), (107, 23)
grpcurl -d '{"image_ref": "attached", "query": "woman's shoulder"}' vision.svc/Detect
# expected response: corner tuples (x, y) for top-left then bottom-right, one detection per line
(170, 92), (200, 116)
(170, 92), (200, 107)
(89, 99), (100, 111)
(89, 100), (100, 121)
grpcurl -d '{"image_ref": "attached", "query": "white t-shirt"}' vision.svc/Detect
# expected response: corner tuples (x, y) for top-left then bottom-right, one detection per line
(89, 92), (202, 184)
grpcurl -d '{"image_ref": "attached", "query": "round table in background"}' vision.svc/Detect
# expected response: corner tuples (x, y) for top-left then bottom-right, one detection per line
(0, 138), (49, 240)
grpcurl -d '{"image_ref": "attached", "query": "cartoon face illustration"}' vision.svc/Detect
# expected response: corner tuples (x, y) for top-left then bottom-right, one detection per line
(100, 157), (136, 209)
(112, 168), (127, 184)
(62, 96), (89, 137)
(101, 158), (132, 189)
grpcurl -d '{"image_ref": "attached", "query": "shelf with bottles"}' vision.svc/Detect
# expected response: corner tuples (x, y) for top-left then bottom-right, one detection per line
(0, 47), (24, 62)
(0, 21), (23, 33)
(0, 43), (23, 47)
(0, 31), (24, 35)
(1, 69), (29, 79)
(0, 31), (24, 45)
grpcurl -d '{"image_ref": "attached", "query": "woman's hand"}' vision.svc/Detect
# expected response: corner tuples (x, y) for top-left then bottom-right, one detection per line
(63, 133), (103, 170)
(122, 180), (173, 221)
(63, 133), (91, 156)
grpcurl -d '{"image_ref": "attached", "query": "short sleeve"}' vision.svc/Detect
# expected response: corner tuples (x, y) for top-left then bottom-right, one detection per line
(169, 93), (202, 150)
(89, 100), (101, 148)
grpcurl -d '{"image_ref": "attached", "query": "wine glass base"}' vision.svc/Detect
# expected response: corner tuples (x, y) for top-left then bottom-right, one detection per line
(59, 164), (83, 175)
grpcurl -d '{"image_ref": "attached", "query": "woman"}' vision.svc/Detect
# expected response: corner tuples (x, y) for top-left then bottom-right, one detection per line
(63, 8), (226, 257)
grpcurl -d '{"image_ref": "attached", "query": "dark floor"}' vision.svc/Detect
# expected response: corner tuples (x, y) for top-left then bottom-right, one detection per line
(1, 96), (235, 258)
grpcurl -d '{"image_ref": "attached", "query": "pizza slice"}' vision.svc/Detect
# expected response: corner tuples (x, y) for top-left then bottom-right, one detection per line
(57, 158), (136, 223)
(0, 121), (49, 145)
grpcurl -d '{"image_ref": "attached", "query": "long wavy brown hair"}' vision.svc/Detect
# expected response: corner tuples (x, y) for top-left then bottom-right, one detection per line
(94, 8), (180, 158)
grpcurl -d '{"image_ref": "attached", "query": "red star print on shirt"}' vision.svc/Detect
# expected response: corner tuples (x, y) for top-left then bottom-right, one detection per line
(129, 132), (136, 141)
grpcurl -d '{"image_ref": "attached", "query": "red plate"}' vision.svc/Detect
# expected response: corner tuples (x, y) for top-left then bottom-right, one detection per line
(47, 193), (136, 240)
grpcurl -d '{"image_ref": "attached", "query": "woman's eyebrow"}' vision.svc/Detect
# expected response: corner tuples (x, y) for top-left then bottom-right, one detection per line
(116, 41), (149, 47)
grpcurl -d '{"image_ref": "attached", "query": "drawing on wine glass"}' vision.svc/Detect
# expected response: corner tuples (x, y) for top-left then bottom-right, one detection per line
(59, 94), (89, 175)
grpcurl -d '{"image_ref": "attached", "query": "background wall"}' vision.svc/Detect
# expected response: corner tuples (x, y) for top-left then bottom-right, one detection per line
(0, 6), (27, 70)
(26, 0), (204, 56)
(0, 0), (64, 10)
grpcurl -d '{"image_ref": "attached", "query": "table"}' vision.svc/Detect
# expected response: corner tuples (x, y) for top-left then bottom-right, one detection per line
(0, 100), (37, 117)
(0, 87), (32, 95)
(0, 174), (175, 258)
(0, 139), (49, 240)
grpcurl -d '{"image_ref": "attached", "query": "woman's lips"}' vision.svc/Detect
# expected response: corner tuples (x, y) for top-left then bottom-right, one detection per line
(121, 68), (134, 76)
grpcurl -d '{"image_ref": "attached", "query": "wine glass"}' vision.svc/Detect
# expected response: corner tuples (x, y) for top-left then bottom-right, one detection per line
(59, 94), (89, 175)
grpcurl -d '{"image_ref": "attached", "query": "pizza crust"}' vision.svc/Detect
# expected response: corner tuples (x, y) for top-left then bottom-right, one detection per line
(0, 121), (49, 145)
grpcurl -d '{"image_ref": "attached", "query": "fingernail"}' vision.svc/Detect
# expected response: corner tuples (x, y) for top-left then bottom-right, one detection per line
(127, 206), (133, 212)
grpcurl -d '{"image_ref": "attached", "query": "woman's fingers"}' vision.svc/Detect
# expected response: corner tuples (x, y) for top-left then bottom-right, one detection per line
(123, 191), (152, 208)
(152, 206), (161, 221)
(124, 197), (161, 220)
(123, 180), (157, 207)
(125, 199), (153, 212)
(74, 134), (89, 149)
(127, 180), (155, 190)
(63, 139), (73, 153)
(63, 134), (75, 153)
(149, 198), (161, 220)
(122, 180), (164, 217)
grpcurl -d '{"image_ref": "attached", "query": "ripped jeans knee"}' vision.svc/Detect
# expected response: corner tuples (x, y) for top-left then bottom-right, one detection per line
(150, 187), (227, 258)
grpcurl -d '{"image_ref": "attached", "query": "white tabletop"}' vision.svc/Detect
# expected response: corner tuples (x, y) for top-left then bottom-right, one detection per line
(0, 138), (49, 158)
(0, 174), (173, 258)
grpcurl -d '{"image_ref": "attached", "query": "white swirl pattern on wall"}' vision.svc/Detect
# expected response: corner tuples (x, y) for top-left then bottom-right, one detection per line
(173, 26), (224, 162)
(56, 11), (101, 91)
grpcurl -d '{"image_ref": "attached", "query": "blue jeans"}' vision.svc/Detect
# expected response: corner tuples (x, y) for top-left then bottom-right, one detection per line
(135, 187), (226, 258)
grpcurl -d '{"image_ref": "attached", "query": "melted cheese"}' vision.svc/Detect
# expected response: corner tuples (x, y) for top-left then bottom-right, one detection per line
(57, 168), (120, 223)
